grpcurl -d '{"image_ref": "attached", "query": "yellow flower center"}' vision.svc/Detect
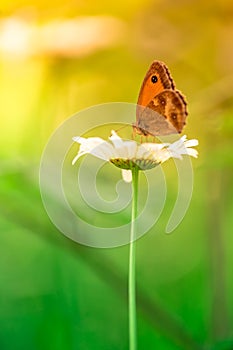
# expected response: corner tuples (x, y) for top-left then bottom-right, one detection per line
(110, 158), (160, 170)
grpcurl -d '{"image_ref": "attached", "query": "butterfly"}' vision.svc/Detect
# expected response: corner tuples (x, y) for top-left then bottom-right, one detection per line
(134, 61), (188, 136)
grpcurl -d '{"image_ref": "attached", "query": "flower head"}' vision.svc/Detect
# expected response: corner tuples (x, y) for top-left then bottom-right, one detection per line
(72, 131), (198, 182)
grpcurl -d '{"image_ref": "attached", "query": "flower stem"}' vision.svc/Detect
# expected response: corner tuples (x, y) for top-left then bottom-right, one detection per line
(129, 166), (139, 350)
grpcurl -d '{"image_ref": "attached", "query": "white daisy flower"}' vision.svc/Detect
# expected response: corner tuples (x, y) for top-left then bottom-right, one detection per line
(72, 131), (198, 182)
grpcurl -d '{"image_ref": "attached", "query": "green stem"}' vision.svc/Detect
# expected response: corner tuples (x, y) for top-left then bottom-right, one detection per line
(129, 166), (139, 350)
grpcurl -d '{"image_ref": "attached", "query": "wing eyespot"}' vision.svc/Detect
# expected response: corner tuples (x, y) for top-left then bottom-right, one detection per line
(151, 75), (158, 83)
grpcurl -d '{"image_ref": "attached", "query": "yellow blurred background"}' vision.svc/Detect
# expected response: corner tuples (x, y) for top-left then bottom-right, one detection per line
(1, 0), (233, 157)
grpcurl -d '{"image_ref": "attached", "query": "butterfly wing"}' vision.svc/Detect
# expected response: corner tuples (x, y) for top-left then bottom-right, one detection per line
(135, 60), (188, 136)
(137, 61), (175, 109)
(136, 90), (188, 136)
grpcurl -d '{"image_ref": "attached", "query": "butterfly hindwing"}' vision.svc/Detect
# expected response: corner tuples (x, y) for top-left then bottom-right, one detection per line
(137, 90), (187, 136)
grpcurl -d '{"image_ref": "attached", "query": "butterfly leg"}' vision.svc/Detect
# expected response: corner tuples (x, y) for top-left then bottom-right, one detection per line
(132, 127), (136, 140)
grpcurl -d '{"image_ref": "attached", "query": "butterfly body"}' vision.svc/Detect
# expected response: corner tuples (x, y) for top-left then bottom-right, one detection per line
(135, 61), (188, 136)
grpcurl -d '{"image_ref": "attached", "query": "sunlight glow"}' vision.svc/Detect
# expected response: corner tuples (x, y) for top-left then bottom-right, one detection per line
(0, 16), (125, 59)
(0, 18), (34, 57)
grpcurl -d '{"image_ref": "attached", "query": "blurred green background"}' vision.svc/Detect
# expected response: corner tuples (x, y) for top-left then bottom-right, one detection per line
(1, 0), (233, 349)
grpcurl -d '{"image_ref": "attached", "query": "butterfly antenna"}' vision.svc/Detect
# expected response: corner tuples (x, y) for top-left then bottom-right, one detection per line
(114, 124), (129, 133)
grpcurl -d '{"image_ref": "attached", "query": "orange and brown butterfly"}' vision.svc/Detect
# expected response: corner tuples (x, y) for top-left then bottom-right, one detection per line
(134, 60), (188, 136)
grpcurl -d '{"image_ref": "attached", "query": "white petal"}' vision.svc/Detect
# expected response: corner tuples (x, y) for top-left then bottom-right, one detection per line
(168, 137), (186, 151)
(121, 169), (132, 183)
(184, 139), (199, 148)
(109, 130), (125, 148)
(72, 153), (82, 165)
(180, 135), (188, 142)
(136, 146), (150, 159)
(158, 149), (172, 163)
(119, 140), (137, 159)
(89, 142), (116, 160)
(168, 151), (183, 159)
(140, 142), (168, 152)
(109, 131), (138, 158)
(73, 136), (105, 147)
(166, 137), (199, 160)
(186, 148), (199, 158)
(138, 143), (170, 163)
(72, 136), (115, 162)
